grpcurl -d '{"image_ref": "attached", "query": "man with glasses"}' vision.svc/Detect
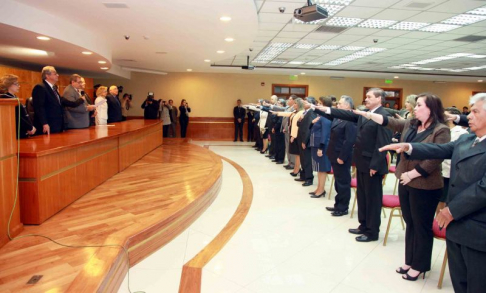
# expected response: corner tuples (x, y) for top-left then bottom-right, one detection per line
(63, 74), (96, 129)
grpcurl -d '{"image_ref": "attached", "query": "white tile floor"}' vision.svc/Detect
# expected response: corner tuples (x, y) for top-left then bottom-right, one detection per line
(118, 142), (453, 293)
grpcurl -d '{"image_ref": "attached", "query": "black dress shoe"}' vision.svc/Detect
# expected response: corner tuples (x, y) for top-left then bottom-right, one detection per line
(355, 235), (378, 242)
(331, 210), (348, 217)
(276, 161), (284, 164)
(302, 180), (313, 186)
(325, 207), (335, 212)
(272, 159), (277, 162)
(290, 172), (299, 177)
(348, 228), (364, 235)
(310, 190), (325, 198)
(268, 156), (275, 160)
(285, 165), (294, 170)
(294, 178), (305, 182)
(233, 140), (237, 142)
(284, 164), (290, 168)
(240, 140), (244, 142)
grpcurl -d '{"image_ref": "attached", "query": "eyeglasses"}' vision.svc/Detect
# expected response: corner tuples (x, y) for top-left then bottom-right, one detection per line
(13, 82), (20, 86)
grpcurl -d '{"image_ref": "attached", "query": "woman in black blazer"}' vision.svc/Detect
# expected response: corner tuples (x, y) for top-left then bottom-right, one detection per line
(179, 99), (191, 138)
(0, 74), (36, 138)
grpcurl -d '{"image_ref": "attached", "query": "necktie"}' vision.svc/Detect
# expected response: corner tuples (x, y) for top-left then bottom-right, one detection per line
(471, 137), (480, 148)
(52, 85), (61, 104)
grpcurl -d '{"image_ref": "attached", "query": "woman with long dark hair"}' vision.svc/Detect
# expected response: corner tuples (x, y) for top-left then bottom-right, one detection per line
(353, 93), (450, 281)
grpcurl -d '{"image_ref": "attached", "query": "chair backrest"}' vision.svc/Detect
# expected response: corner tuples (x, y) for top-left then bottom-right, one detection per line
(432, 219), (446, 239)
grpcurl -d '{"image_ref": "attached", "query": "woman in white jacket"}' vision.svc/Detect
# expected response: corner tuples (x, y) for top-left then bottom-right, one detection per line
(95, 86), (108, 125)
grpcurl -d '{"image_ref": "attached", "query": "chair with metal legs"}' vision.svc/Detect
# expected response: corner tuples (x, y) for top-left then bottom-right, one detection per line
(382, 194), (405, 246)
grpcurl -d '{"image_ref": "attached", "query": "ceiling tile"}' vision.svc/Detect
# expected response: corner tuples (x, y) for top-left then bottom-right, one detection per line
(335, 6), (384, 18)
(330, 34), (365, 41)
(427, 33), (464, 41)
(371, 29), (410, 37)
(259, 13), (293, 23)
(342, 27), (381, 35)
(428, 0), (485, 14)
(371, 9), (421, 21)
(254, 36), (274, 42)
(283, 23), (319, 32)
(259, 23), (287, 31)
(384, 37), (420, 44)
(255, 0), (264, 10)
(405, 11), (456, 22)
(400, 31), (435, 39)
(271, 37), (300, 43)
(259, 1), (305, 14)
(257, 30), (280, 37)
(390, 0), (448, 11)
(447, 26), (486, 35)
(304, 32), (341, 40)
(277, 31), (309, 38)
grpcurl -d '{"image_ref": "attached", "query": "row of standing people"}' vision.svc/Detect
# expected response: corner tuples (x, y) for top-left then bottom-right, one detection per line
(142, 96), (191, 138)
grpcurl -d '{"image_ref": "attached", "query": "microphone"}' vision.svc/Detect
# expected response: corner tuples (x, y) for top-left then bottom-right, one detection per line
(80, 90), (85, 96)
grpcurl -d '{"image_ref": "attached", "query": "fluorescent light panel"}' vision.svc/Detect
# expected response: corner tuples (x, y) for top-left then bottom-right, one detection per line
(358, 19), (397, 29)
(339, 46), (364, 51)
(466, 7), (486, 16)
(315, 0), (354, 5)
(326, 17), (363, 27)
(289, 61), (305, 64)
(253, 43), (293, 62)
(293, 44), (318, 49)
(324, 48), (386, 66)
(442, 14), (486, 25)
(419, 24), (461, 32)
(305, 62), (323, 65)
(388, 21), (429, 30)
(315, 45), (341, 50)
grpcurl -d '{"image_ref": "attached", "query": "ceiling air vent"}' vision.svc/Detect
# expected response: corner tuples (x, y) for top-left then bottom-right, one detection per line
(454, 35), (486, 42)
(405, 2), (434, 8)
(103, 2), (129, 8)
(315, 26), (348, 34)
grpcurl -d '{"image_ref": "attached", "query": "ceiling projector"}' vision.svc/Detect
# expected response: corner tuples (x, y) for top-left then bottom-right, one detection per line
(294, 3), (328, 22)
(242, 56), (255, 70)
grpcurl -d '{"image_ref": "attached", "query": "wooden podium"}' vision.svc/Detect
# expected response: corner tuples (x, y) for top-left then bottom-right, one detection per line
(0, 99), (23, 249)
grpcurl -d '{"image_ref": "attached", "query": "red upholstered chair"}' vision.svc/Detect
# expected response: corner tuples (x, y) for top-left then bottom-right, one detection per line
(382, 194), (405, 246)
(433, 219), (448, 289)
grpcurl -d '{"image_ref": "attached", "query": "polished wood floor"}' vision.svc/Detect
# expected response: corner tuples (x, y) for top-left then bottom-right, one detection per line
(0, 139), (222, 293)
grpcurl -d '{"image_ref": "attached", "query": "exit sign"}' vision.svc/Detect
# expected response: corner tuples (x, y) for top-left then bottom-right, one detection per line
(385, 79), (393, 84)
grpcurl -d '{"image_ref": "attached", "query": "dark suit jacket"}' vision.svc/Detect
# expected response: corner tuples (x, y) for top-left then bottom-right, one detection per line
(32, 80), (68, 133)
(309, 117), (331, 149)
(179, 106), (191, 120)
(326, 118), (357, 162)
(408, 134), (486, 252)
(233, 106), (246, 123)
(106, 94), (122, 123)
(327, 106), (392, 175)
(297, 109), (317, 146)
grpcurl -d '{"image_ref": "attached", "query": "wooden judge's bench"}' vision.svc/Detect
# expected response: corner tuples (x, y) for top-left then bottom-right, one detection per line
(0, 98), (162, 248)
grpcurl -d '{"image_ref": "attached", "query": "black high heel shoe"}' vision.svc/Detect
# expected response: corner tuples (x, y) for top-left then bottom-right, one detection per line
(260, 148), (267, 154)
(402, 271), (425, 281)
(290, 171), (299, 177)
(396, 267), (410, 274)
(310, 190), (326, 198)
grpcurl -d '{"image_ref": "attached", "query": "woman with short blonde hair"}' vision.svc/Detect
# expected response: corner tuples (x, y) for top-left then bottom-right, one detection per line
(95, 86), (108, 125)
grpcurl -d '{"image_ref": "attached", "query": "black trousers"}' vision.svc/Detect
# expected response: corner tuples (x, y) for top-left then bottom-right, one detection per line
(274, 132), (285, 162)
(398, 184), (441, 272)
(331, 159), (352, 212)
(269, 133), (276, 156)
(247, 122), (254, 142)
(180, 118), (189, 138)
(163, 125), (169, 138)
(298, 142), (313, 181)
(234, 122), (244, 141)
(356, 170), (383, 239)
(447, 238), (486, 293)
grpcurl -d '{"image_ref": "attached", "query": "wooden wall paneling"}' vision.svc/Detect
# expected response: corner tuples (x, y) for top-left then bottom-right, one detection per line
(0, 103), (16, 157)
(18, 181), (39, 224)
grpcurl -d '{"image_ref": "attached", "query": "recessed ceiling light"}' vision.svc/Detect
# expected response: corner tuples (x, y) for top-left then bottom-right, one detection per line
(293, 44), (318, 49)
(98, 61), (107, 64)
(36, 36), (50, 41)
(317, 0), (353, 5)
(187, 69), (192, 72)
(339, 46), (364, 51)
(217, 50), (225, 54)
(301, 72), (306, 75)
(82, 51), (93, 55)
(225, 38), (234, 42)
(326, 17), (363, 27)
(220, 16), (231, 22)
(358, 19), (397, 29)
(388, 21), (429, 30)
(419, 24), (461, 33)
(305, 62), (322, 65)
(204, 59), (211, 62)
(442, 14), (486, 25)
(100, 67), (109, 70)
(479, 80), (484, 82)
(394, 76), (399, 79)
(467, 7), (486, 16)
(270, 60), (288, 64)
(315, 45), (341, 50)
(289, 61), (305, 65)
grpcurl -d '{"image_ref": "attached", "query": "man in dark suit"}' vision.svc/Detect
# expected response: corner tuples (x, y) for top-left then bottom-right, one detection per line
(233, 99), (246, 142)
(325, 96), (357, 216)
(32, 66), (84, 134)
(295, 97), (318, 186)
(106, 85), (123, 123)
(315, 88), (392, 242)
(380, 93), (486, 293)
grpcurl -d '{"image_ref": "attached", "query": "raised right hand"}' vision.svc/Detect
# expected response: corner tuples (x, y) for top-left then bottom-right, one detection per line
(379, 143), (410, 154)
